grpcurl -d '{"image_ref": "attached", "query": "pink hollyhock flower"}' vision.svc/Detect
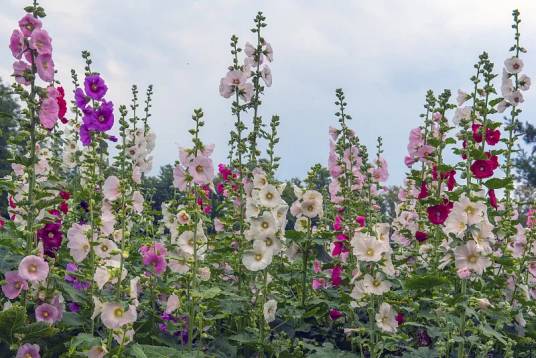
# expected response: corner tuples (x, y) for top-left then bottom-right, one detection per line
(9, 30), (25, 59)
(18, 255), (49, 282)
(1, 271), (28, 299)
(528, 209), (536, 227)
(214, 218), (224, 232)
(29, 28), (52, 55)
(313, 259), (321, 273)
(35, 54), (54, 82)
(432, 111), (442, 121)
(333, 215), (343, 231)
(132, 191), (144, 213)
(140, 243), (167, 275)
(329, 126), (339, 141)
(35, 303), (60, 324)
(404, 155), (416, 167)
(165, 293), (180, 314)
(372, 157), (389, 182)
(101, 303), (137, 329)
(19, 14), (42, 36)
(329, 308), (343, 320)
(470, 159), (495, 179)
(488, 189), (498, 209)
(261, 65), (272, 87)
(331, 266), (342, 287)
(415, 231), (428, 243)
(16, 343), (40, 358)
(427, 202), (452, 225)
(457, 267), (472, 280)
(13, 60), (31, 85)
(312, 278), (327, 290)
(417, 182), (428, 200)
(173, 165), (187, 191)
(355, 215), (366, 227)
(39, 95), (59, 129)
(446, 170), (456, 191)
(103, 176), (120, 201)
(188, 155), (214, 185)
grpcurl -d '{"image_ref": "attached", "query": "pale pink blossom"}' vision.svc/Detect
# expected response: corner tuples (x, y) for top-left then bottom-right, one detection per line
(103, 176), (120, 201)
(18, 255), (49, 282)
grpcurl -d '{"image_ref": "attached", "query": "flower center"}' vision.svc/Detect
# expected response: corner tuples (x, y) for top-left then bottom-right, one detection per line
(261, 222), (269, 229)
(25, 354), (33, 358)
(372, 279), (381, 287)
(42, 311), (49, 318)
(102, 244), (108, 252)
(232, 79), (240, 85)
(195, 165), (204, 174)
(98, 115), (105, 122)
(188, 239), (194, 246)
(265, 192), (273, 200)
(366, 248), (374, 257)
(48, 232), (54, 238)
(91, 83), (98, 91)
(514, 63), (520, 69)
(255, 254), (263, 261)
(15, 282), (21, 289)
(468, 254), (478, 264)
(29, 264), (37, 273)
(114, 307), (124, 318)
(266, 238), (273, 246)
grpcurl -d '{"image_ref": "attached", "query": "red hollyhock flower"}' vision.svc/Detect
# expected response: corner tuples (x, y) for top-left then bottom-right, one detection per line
(485, 153), (499, 170)
(461, 140), (468, 160)
(56, 86), (68, 123)
(485, 128), (501, 145)
(427, 201), (452, 225)
(329, 308), (343, 320)
(488, 189), (498, 209)
(446, 170), (456, 191)
(331, 266), (342, 287)
(0, 218), (5, 229)
(395, 312), (405, 325)
(59, 201), (69, 214)
(417, 182), (429, 200)
(59, 191), (70, 200)
(415, 231), (428, 242)
(472, 123), (483, 143)
(470, 159), (494, 179)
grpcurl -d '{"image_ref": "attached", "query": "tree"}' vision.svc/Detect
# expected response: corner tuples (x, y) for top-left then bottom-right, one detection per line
(142, 164), (175, 215)
(0, 79), (19, 216)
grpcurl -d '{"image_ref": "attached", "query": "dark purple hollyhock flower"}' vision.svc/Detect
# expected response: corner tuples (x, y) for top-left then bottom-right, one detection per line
(80, 200), (89, 212)
(108, 135), (118, 142)
(73, 280), (90, 291)
(80, 123), (92, 146)
(74, 87), (89, 109)
(67, 302), (80, 313)
(415, 231), (428, 243)
(84, 74), (108, 100)
(37, 222), (63, 256)
(92, 101), (114, 132)
(416, 328), (432, 346)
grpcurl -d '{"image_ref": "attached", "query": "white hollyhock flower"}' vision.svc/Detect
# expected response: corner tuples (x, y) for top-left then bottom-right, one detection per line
(444, 210), (468, 238)
(351, 233), (386, 262)
(257, 184), (281, 208)
(362, 273), (391, 295)
(250, 211), (277, 239)
(168, 253), (190, 274)
(374, 223), (391, 250)
(67, 223), (91, 263)
(471, 219), (494, 253)
(101, 302), (137, 329)
(375, 303), (398, 333)
(242, 240), (273, 271)
(504, 56), (524, 74)
(519, 74), (531, 91)
(294, 216), (309, 232)
(452, 106), (471, 125)
(262, 234), (283, 255)
(176, 222), (207, 257)
(252, 169), (268, 188)
(293, 185), (303, 200)
(301, 199), (322, 218)
(456, 89), (470, 106)
(94, 239), (118, 259)
(176, 210), (191, 225)
(454, 240), (491, 275)
(273, 204), (288, 229)
(454, 195), (485, 225)
(505, 89), (524, 106)
(129, 277), (140, 302)
(263, 299), (277, 323)
(350, 280), (366, 300)
(91, 296), (104, 320)
(94, 266), (111, 290)
(245, 198), (261, 218)
(131, 191), (144, 213)
(88, 345), (107, 358)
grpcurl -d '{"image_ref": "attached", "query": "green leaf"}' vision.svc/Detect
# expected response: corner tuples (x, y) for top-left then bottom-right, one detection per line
(483, 177), (513, 190)
(191, 286), (222, 299)
(0, 305), (26, 345)
(403, 274), (449, 290)
(129, 344), (198, 358)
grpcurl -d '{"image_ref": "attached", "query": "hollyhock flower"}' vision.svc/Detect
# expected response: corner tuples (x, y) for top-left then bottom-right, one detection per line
(528, 209), (536, 227)
(472, 123), (483, 143)
(29, 29), (52, 55)
(312, 278), (327, 290)
(427, 202), (452, 225)
(395, 312), (405, 325)
(356, 215), (366, 227)
(39, 96), (59, 129)
(363, 273), (391, 295)
(519, 74), (531, 91)
(87, 346), (107, 358)
(257, 184), (281, 208)
(19, 13), (42, 36)
(452, 106), (471, 125)
(444, 210), (468, 238)
(417, 182), (428, 199)
(351, 233), (386, 262)
(84, 74), (108, 100)
(331, 265), (343, 287)
(454, 241), (491, 275)
(372, 157), (389, 182)
(376, 303), (398, 333)
(485, 127), (501, 145)
(263, 299), (277, 323)
(35, 303), (60, 324)
(80, 124), (92, 146)
(103, 176), (120, 201)
(242, 240), (273, 271)
(446, 170), (456, 191)
(261, 65), (272, 87)
(329, 308), (343, 320)
(140, 243), (167, 275)
(101, 303), (137, 329)
(172, 165), (187, 191)
(9, 30), (25, 59)
(2, 271), (28, 299)
(16, 343), (40, 358)
(504, 56), (524, 74)
(505, 89), (524, 106)
(251, 211), (277, 239)
(457, 267), (472, 279)
(67, 223), (91, 262)
(188, 155), (214, 185)
(415, 231), (428, 243)
(488, 189), (498, 209)
(470, 159), (495, 179)
(165, 294), (180, 314)
(457, 89), (470, 106)
(35, 54), (54, 82)
(18, 255), (49, 282)
(88, 101), (114, 132)
(37, 222), (63, 256)
(13, 60), (31, 85)
(74, 87), (89, 109)
(132, 191), (144, 213)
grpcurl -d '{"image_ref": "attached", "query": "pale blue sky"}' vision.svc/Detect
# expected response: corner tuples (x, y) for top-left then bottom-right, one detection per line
(1, 0), (535, 184)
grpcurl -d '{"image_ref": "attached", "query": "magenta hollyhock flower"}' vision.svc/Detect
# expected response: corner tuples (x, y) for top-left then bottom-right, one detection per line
(485, 128), (501, 145)
(35, 303), (60, 324)
(218, 163), (233, 181)
(37, 222), (63, 256)
(355, 215), (366, 227)
(329, 308), (343, 320)
(1, 271), (28, 299)
(16, 343), (40, 358)
(9, 30), (25, 59)
(80, 124), (92, 146)
(331, 241), (344, 257)
(488, 189), (498, 209)
(74, 87), (90, 109)
(13, 60), (31, 85)
(29, 28), (52, 55)
(415, 231), (428, 243)
(140, 243), (167, 275)
(472, 123), (483, 143)
(39, 96), (59, 129)
(331, 265), (342, 287)
(427, 202), (451, 225)
(18, 255), (49, 282)
(333, 215), (343, 231)
(417, 182), (428, 200)
(312, 278), (326, 290)
(470, 159), (495, 179)
(446, 170), (456, 191)
(84, 74), (108, 100)
(35, 54), (54, 82)
(395, 312), (405, 325)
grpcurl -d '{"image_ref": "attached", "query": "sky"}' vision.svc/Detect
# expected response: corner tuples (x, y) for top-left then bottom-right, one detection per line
(1, 0), (535, 185)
